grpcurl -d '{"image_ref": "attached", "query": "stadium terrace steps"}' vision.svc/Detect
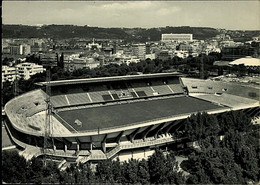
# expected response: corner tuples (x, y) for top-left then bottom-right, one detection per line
(25, 104), (47, 117)
(192, 93), (259, 108)
(66, 93), (91, 105)
(168, 84), (184, 94)
(49, 83), (185, 108)
(6, 89), (47, 117)
(152, 85), (173, 95)
(88, 91), (109, 103)
(51, 95), (68, 107)
(134, 86), (154, 96)
(181, 78), (259, 100)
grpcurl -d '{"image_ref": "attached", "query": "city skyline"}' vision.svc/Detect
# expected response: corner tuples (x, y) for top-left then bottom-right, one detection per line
(2, 1), (260, 30)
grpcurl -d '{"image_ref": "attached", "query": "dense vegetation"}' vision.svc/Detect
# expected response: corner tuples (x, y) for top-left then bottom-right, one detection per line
(2, 149), (185, 184)
(2, 111), (259, 184)
(3, 25), (220, 41)
(3, 24), (260, 42)
(180, 111), (259, 184)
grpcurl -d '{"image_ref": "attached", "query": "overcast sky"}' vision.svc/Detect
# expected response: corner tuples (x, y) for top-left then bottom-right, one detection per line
(2, 1), (260, 30)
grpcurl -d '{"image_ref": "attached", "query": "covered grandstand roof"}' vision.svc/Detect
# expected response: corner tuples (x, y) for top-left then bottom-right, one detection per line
(229, 57), (260, 67)
(35, 72), (183, 86)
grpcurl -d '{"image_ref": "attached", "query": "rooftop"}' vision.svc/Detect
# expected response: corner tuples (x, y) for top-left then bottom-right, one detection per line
(36, 72), (183, 87)
(229, 57), (260, 67)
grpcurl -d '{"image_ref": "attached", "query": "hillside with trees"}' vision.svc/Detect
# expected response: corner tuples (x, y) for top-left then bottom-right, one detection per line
(3, 24), (220, 41)
(4, 24), (260, 42)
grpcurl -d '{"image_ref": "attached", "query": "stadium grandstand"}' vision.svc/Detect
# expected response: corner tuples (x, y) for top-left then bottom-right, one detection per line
(4, 73), (260, 166)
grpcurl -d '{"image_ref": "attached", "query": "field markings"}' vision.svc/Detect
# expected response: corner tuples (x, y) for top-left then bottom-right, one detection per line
(167, 85), (174, 93)
(150, 86), (155, 92)
(87, 93), (93, 103)
(65, 95), (70, 105)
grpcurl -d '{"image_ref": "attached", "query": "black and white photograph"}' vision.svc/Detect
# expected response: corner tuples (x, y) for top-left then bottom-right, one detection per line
(2, 1), (260, 184)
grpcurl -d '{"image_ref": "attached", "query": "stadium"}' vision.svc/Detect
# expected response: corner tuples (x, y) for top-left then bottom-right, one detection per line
(4, 73), (260, 164)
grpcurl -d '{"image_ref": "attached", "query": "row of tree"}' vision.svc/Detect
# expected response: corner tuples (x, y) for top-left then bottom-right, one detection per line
(2, 110), (259, 184)
(2, 149), (185, 184)
(181, 111), (253, 141)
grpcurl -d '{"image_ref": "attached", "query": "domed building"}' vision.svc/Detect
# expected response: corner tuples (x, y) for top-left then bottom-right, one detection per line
(229, 57), (260, 69)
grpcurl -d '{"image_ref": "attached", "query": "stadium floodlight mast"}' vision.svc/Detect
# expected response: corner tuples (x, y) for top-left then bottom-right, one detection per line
(200, 45), (206, 79)
(13, 60), (18, 98)
(42, 57), (57, 167)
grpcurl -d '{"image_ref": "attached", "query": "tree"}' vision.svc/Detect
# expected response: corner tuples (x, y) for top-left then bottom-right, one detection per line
(111, 158), (125, 183)
(2, 150), (29, 183)
(148, 149), (171, 184)
(165, 151), (186, 184)
(185, 144), (244, 184)
(221, 131), (259, 182)
(59, 52), (64, 69)
(148, 149), (185, 184)
(218, 111), (252, 133)
(183, 112), (220, 141)
(2, 81), (15, 105)
(95, 159), (114, 183)
(122, 159), (139, 184)
(59, 164), (76, 184)
(137, 159), (150, 184)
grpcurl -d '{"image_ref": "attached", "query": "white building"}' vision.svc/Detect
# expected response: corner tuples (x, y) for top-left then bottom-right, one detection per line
(9, 44), (31, 55)
(21, 44), (31, 55)
(2, 65), (17, 83)
(132, 44), (146, 60)
(16, 63), (45, 80)
(174, 50), (190, 58)
(86, 39), (102, 50)
(64, 57), (100, 72)
(161, 34), (193, 42)
(145, 53), (156, 60)
(229, 57), (260, 70)
(123, 57), (140, 65)
(86, 58), (100, 69)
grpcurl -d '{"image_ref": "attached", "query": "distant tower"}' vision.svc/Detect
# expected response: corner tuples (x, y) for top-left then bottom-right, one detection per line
(13, 61), (18, 97)
(200, 45), (206, 79)
(200, 55), (204, 79)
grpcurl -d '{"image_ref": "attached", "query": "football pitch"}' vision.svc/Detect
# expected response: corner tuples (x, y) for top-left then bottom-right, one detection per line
(57, 96), (222, 131)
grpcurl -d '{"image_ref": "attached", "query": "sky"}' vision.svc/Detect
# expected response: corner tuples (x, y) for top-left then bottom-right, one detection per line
(2, 1), (260, 30)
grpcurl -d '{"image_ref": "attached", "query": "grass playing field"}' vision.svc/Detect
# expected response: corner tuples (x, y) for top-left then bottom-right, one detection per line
(57, 96), (222, 131)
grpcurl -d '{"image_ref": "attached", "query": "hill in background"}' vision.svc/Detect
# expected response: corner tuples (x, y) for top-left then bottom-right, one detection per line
(2, 25), (219, 41)
(3, 24), (259, 42)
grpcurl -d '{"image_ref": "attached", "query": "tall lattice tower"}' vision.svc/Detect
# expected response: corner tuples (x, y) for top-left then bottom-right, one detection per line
(200, 54), (204, 79)
(200, 45), (206, 79)
(43, 65), (52, 166)
(42, 56), (57, 167)
(13, 62), (18, 98)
